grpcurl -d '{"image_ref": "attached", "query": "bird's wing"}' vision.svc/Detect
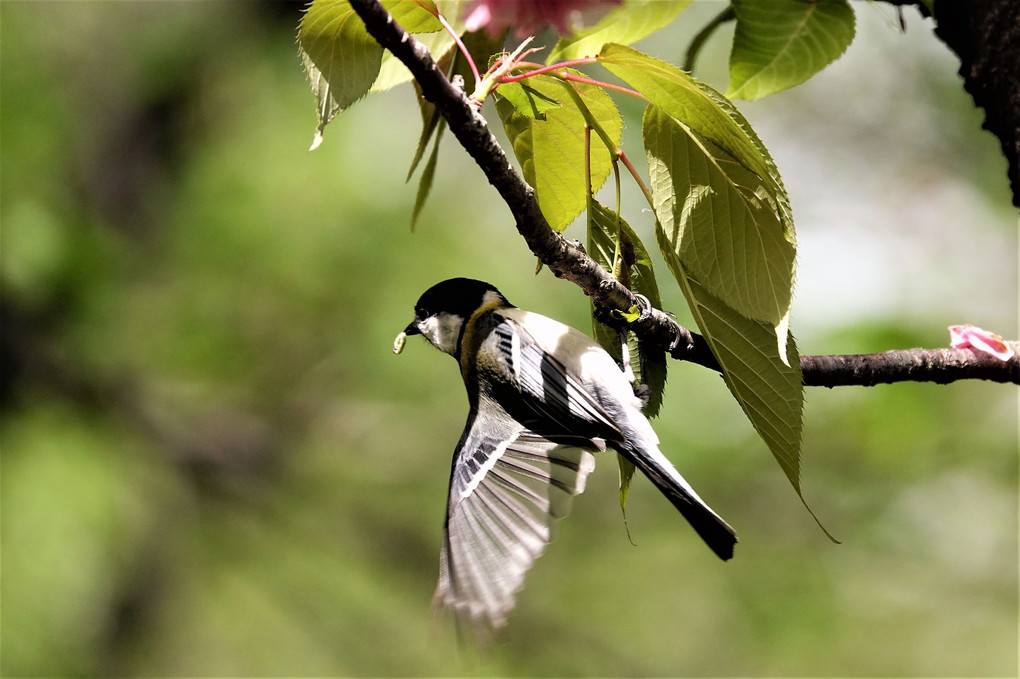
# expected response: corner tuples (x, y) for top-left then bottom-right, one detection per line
(436, 413), (597, 636)
(483, 317), (624, 443)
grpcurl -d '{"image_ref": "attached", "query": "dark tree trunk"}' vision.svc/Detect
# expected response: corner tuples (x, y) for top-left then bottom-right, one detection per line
(931, 0), (1020, 207)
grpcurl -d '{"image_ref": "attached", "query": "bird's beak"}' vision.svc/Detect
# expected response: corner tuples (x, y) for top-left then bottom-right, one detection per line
(392, 320), (421, 355)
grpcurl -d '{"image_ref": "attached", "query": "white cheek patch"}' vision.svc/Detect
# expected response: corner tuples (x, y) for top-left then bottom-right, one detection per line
(420, 313), (463, 355)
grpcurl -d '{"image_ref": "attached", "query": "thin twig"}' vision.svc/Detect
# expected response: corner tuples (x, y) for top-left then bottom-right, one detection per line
(683, 6), (735, 73)
(498, 57), (597, 83)
(437, 11), (480, 88)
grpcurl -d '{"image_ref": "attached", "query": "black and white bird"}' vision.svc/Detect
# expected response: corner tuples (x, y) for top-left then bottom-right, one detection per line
(394, 278), (736, 634)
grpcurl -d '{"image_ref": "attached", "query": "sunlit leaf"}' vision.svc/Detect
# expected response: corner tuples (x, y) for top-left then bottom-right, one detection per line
(381, 0), (444, 33)
(587, 200), (623, 282)
(598, 44), (784, 200)
(495, 72), (622, 231)
(299, 1), (382, 149)
(298, 0), (443, 149)
(600, 44), (795, 360)
(372, 32), (456, 93)
(643, 105), (794, 328)
(370, 0), (459, 92)
(727, 0), (856, 100)
(597, 42), (795, 247)
(547, 0), (693, 63)
(498, 82), (562, 120)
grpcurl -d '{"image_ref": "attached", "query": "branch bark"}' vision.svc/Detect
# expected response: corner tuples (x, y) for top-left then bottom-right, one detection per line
(801, 345), (1020, 387)
(347, 0), (1019, 387)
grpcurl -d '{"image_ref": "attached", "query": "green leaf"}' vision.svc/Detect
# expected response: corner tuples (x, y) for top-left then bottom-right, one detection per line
(373, 0), (474, 93)
(615, 306), (642, 323)
(299, 1), (383, 149)
(659, 239), (805, 495)
(628, 331), (667, 418)
(495, 73), (622, 232)
(586, 200), (665, 515)
(641, 103), (804, 495)
(407, 29), (501, 181)
(597, 42), (795, 242)
(370, 0), (458, 92)
(498, 82), (562, 120)
(298, 0), (443, 149)
(600, 44), (795, 356)
(406, 40), (458, 181)
(727, 0), (856, 100)
(372, 32), (456, 93)
(410, 119), (446, 230)
(617, 454), (637, 522)
(587, 201), (626, 365)
(617, 218), (667, 418)
(598, 44), (781, 194)
(587, 200), (666, 417)
(407, 85), (443, 181)
(547, 0), (693, 63)
(381, 0), (444, 33)
(643, 105), (794, 328)
(587, 201), (623, 285)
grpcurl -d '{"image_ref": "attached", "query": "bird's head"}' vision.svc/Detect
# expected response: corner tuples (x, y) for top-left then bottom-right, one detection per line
(394, 278), (510, 357)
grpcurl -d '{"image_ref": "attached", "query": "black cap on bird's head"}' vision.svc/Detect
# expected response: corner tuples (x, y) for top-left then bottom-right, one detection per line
(394, 278), (512, 356)
(403, 278), (510, 336)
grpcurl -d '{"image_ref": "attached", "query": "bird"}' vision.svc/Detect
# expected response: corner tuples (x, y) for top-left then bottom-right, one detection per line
(393, 277), (736, 635)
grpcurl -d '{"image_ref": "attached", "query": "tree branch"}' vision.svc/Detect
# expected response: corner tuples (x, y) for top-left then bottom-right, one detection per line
(347, 0), (1020, 387)
(801, 345), (1020, 387)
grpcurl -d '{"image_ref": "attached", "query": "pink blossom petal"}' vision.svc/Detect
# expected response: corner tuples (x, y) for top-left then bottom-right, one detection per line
(461, 0), (621, 38)
(463, 4), (492, 34)
(948, 324), (1015, 361)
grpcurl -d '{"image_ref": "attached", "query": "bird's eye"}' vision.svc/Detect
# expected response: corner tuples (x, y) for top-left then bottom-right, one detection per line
(415, 308), (428, 321)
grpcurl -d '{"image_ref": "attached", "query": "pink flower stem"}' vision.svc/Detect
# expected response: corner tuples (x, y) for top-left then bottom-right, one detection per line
(487, 46), (545, 79)
(618, 150), (654, 210)
(497, 57), (597, 83)
(437, 11), (480, 87)
(558, 78), (655, 211)
(498, 61), (646, 102)
(555, 72), (646, 101)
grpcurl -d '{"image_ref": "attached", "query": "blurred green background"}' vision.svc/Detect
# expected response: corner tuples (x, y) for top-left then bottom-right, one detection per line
(2, 2), (1016, 676)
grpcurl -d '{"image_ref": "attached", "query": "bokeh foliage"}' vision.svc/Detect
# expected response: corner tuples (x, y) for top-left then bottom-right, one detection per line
(1, 2), (1016, 676)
